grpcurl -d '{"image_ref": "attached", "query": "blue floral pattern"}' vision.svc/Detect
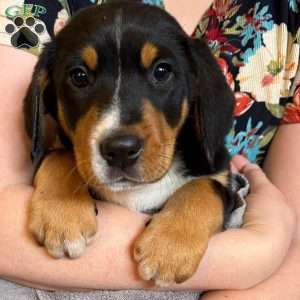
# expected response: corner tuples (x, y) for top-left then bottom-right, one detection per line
(195, 0), (300, 164)
(289, 0), (300, 12)
(239, 3), (273, 62)
(142, 0), (164, 7)
(226, 118), (263, 162)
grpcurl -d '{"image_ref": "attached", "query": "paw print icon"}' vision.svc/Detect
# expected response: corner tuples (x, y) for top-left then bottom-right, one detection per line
(5, 16), (49, 49)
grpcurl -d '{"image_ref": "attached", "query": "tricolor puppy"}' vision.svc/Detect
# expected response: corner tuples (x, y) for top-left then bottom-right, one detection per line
(24, 1), (234, 286)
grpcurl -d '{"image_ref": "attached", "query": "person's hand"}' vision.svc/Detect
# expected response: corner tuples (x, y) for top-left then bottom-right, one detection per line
(200, 155), (297, 299)
(232, 155), (295, 234)
(0, 47), (296, 291)
(190, 155), (295, 291)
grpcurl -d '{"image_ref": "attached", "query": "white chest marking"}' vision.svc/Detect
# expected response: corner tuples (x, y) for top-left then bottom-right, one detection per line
(102, 159), (193, 212)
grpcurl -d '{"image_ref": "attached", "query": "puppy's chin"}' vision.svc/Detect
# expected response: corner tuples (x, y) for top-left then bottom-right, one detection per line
(88, 158), (174, 196)
(94, 175), (154, 194)
(88, 179), (145, 201)
(106, 179), (143, 192)
(91, 163), (169, 189)
(91, 171), (167, 195)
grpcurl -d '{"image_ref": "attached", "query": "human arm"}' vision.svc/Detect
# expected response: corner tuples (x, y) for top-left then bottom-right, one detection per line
(164, 0), (210, 35)
(201, 124), (300, 299)
(0, 46), (35, 188)
(0, 160), (295, 291)
(0, 45), (295, 292)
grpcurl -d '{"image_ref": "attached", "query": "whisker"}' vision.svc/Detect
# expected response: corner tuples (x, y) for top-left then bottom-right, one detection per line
(70, 174), (96, 200)
(64, 159), (90, 182)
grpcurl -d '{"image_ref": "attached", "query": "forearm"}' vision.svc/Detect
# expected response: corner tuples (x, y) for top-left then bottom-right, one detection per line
(0, 181), (293, 291)
(164, 0), (211, 35)
(200, 126), (300, 300)
(0, 185), (147, 290)
(0, 46), (36, 189)
(264, 124), (300, 232)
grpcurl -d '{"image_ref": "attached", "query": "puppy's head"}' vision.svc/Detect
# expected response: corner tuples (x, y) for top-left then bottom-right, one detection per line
(24, 2), (233, 193)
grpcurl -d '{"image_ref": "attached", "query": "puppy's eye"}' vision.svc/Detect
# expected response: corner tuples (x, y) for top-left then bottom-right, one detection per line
(153, 63), (172, 82)
(69, 67), (89, 88)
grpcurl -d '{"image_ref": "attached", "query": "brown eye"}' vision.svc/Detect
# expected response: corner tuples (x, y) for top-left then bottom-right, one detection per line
(69, 67), (89, 88)
(153, 62), (172, 82)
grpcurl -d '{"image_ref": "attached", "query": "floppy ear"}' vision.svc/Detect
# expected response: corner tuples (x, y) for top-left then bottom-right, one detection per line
(188, 38), (234, 171)
(23, 41), (57, 169)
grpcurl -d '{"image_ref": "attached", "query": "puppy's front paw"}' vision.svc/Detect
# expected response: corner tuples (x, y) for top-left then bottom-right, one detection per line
(29, 191), (97, 258)
(133, 212), (208, 286)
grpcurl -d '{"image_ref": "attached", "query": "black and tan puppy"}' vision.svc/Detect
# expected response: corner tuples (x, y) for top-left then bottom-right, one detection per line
(24, 1), (234, 286)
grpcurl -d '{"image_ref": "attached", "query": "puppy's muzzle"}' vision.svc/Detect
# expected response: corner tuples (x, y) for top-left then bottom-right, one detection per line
(100, 134), (143, 169)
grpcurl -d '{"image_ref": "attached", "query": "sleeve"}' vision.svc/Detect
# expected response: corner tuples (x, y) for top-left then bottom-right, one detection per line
(0, 0), (67, 56)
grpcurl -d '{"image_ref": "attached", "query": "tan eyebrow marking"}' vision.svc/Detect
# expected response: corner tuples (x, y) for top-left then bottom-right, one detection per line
(141, 42), (159, 68)
(82, 46), (98, 70)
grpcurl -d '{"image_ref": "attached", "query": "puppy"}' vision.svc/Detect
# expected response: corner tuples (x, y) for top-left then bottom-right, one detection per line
(24, 1), (234, 286)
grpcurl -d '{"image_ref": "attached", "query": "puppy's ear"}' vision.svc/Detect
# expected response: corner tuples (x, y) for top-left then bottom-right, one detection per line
(23, 41), (57, 169)
(188, 38), (234, 171)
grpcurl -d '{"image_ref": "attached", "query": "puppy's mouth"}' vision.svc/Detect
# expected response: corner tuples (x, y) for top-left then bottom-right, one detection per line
(89, 164), (169, 197)
(106, 177), (142, 192)
(86, 133), (175, 195)
(88, 177), (144, 200)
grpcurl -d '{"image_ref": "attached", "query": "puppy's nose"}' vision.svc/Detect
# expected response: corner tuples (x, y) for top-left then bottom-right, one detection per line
(100, 135), (143, 168)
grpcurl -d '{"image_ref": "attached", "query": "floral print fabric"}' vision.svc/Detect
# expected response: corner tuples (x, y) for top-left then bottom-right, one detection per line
(0, 0), (299, 164)
(195, 0), (300, 163)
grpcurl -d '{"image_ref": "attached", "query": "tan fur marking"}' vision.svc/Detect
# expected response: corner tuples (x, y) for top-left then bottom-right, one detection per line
(58, 102), (73, 140)
(30, 150), (97, 258)
(73, 107), (98, 185)
(141, 42), (159, 68)
(132, 99), (188, 182)
(210, 170), (229, 187)
(179, 99), (189, 128)
(82, 46), (98, 70)
(134, 178), (223, 285)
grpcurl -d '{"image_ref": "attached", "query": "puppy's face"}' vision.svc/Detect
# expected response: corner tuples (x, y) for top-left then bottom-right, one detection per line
(24, 2), (234, 194)
(52, 4), (191, 192)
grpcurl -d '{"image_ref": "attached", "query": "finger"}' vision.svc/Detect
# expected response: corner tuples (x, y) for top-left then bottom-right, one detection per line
(230, 161), (238, 173)
(240, 163), (270, 191)
(231, 155), (250, 172)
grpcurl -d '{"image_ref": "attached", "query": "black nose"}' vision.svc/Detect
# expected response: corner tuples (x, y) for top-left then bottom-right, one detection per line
(100, 135), (143, 168)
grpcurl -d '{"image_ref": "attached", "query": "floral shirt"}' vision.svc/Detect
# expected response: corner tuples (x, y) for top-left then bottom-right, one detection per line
(0, 0), (299, 164)
(194, 0), (300, 163)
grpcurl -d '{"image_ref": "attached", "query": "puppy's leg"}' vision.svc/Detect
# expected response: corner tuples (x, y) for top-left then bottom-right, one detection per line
(29, 150), (97, 258)
(134, 178), (225, 286)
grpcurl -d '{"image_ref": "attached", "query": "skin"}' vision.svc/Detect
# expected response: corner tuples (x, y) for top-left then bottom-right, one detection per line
(0, 1), (299, 298)
(164, 0), (207, 34)
(202, 130), (300, 299)
(0, 47), (297, 293)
